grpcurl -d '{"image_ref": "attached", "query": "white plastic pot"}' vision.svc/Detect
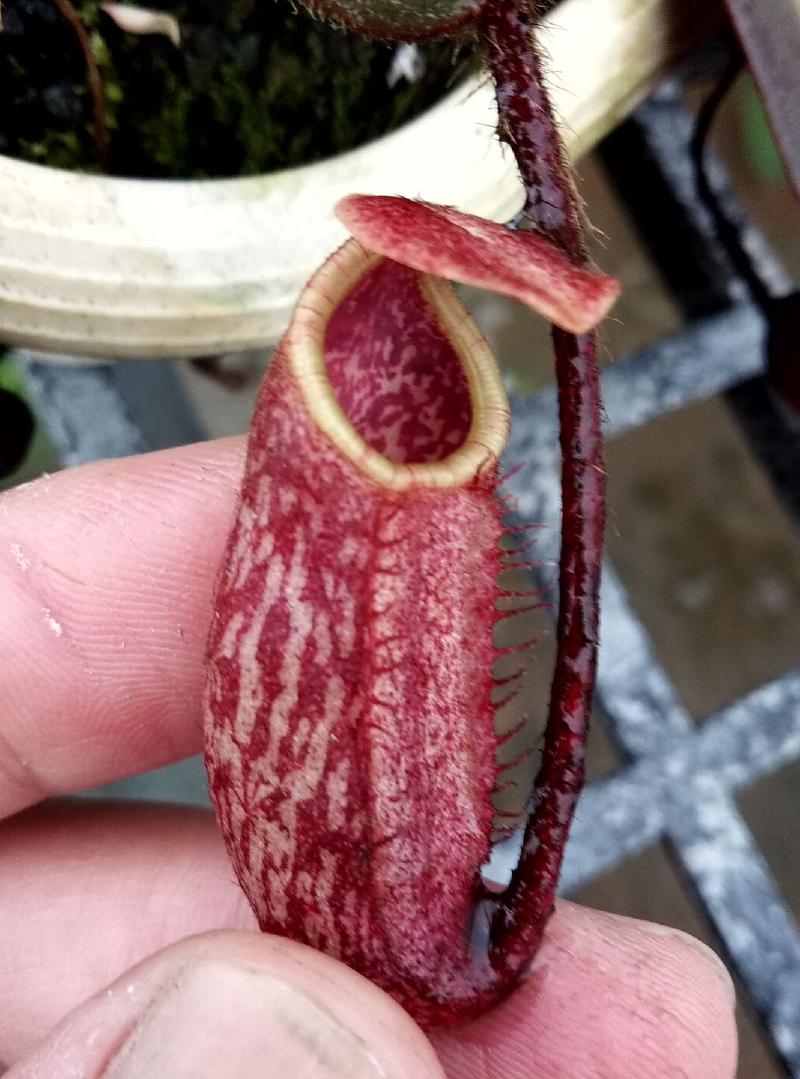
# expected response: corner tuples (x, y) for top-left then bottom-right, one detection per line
(0, 0), (720, 359)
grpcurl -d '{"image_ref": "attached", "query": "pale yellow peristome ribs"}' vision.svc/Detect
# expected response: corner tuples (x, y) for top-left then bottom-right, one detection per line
(287, 239), (510, 493)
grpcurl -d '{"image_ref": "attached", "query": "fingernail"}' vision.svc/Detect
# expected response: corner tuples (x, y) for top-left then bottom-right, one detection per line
(104, 959), (384, 1078)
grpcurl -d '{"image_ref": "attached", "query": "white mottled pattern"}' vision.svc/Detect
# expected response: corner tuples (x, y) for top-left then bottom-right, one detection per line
(204, 351), (503, 1009)
(233, 554), (284, 743)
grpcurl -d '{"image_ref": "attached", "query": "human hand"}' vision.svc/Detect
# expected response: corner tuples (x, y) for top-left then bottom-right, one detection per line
(0, 440), (737, 1077)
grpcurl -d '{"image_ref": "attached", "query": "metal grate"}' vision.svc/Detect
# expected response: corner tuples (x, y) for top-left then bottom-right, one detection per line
(508, 290), (800, 1074)
(506, 78), (800, 1074)
(14, 62), (800, 1079)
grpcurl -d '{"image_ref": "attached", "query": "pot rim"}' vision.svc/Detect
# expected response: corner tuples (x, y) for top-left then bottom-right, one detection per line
(0, 0), (720, 361)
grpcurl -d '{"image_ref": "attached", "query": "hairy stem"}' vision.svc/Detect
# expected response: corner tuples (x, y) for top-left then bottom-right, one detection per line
(480, 0), (605, 973)
(51, 0), (109, 167)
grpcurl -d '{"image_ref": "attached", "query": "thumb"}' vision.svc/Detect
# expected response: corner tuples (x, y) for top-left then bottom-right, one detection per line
(7, 931), (445, 1079)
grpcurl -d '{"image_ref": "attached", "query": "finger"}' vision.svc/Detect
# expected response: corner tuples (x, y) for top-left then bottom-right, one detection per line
(0, 803), (738, 1079)
(0, 437), (245, 818)
(0, 801), (255, 1063)
(6, 931), (444, 1079)
(432, 900), (738, 1079)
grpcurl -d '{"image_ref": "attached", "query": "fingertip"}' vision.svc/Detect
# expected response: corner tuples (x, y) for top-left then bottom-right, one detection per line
(636, 918), (736, 1009)
(561, 906), (737, 1076)
(7, 931), (444, 1079)
(433, 901), (738, 1079)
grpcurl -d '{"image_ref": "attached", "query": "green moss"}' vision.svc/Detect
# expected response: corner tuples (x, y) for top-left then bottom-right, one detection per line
(18, 124), (89, 169)
(1, 0), (468, 178)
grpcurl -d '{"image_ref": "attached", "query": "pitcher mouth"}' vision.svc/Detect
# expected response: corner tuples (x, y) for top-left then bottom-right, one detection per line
(286, 239), (510, 492)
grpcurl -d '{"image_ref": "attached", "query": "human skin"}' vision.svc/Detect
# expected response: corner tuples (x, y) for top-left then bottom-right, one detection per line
(0, 440), (737, 1077)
